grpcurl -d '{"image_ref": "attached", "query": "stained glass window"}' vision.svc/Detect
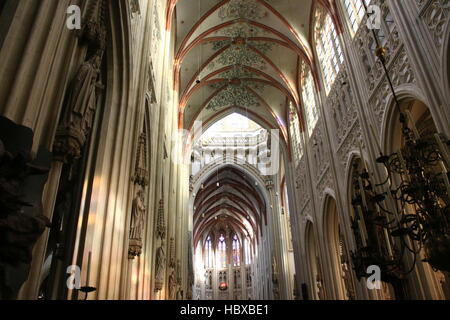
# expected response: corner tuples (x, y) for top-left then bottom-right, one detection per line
(205, 236), (213, 268)
(232, 235), (241, 267)
(218, 234), (227, 268)
(244, 238), (252, 265)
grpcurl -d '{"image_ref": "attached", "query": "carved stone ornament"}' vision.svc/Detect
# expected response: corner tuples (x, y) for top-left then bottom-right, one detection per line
(78, 0), (107, 52)
(176, 259), (182, 285)
(169, 237), (176, 268)
(0, 138), (51, 299)
(154, 240), (166, 292)
(132, 132), (149, 187)
(417, 0), (450, 48)
(156, 198), (166, 240)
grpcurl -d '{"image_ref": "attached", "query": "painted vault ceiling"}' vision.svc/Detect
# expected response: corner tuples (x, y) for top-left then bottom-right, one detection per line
(171, 0), (319, 138)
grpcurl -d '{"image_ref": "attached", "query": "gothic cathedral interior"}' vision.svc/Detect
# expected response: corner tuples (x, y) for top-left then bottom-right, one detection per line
(0, 0), (449, 301)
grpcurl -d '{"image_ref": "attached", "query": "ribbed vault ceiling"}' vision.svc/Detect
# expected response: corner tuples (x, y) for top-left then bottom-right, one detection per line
(193, 166), (266, 247)
(171, 0), (323, 137)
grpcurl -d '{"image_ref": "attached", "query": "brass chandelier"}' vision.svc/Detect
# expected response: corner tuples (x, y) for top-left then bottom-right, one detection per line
(350, 3), (450, 283)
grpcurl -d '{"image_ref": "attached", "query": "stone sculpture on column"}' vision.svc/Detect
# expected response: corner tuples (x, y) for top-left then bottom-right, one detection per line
(154, 240), (166, 292)
(128, 187), (146, 259)
(168, 269), (176, 300)
(129, 125), (149, 259)
(154, 185), (166, 292)
(54, 54), (103, 163)
(54, 0), (106, 163)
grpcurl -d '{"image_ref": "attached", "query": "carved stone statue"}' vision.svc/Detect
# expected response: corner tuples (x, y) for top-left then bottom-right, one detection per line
(54, 53), (103, 163)
(130, 188), (146, 239)
(168, 269), (176, 300)
(70, 55), (102, 132)
(54, 0), (106, 164)
(128, 188), (146, 259)
(154, 240), (166, 291)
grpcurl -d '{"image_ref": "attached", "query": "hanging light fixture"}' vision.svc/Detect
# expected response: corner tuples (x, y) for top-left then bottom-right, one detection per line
(350, 3), (450, 281)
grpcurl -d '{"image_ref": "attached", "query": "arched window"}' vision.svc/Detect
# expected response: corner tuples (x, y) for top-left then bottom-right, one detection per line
(289, 102), (303, 160)
(232, 234), (241, 267)
(343, 0), (371, 35)
(301, 63), (319, 136)
(205, 236), (213, 268)
(314, 7), (344, 94)
(218, 234), (227, 268)
(244, 238), (252, 265)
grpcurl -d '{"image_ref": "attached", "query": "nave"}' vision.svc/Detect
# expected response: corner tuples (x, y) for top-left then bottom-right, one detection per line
(0, 0), (449, 300)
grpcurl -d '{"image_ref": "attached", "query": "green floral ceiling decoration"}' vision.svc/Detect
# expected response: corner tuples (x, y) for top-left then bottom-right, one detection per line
(204, 4), (276, 112)
(208, 24), (273, 71)
(215, 65), (266, 91)
(206, 83), (260, 111)
(218, 0), (269, 21)
(206, 65), (265, 111)
(218, 64), (255, 79)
